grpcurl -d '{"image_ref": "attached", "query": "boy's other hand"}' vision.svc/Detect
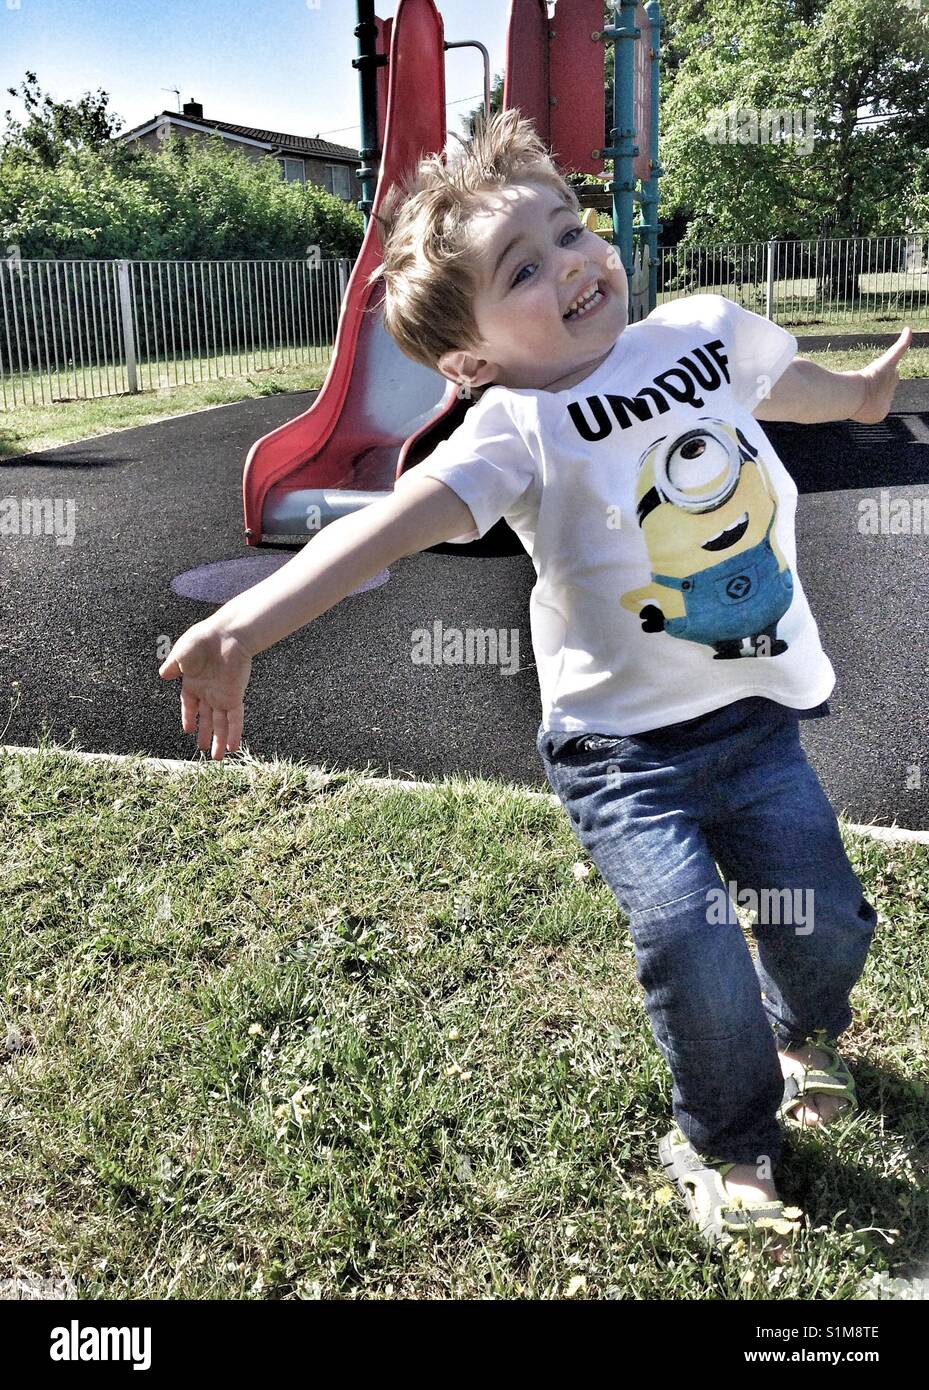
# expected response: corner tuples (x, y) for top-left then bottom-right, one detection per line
(158, 621), (253, 762)
(848, 326), (912, 424)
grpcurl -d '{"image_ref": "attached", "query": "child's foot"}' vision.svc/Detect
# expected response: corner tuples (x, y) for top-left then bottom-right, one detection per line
(778, 1041), (853, 1126)
(717, 1164), (795, 1265)
(659, 1130), (799, 1265)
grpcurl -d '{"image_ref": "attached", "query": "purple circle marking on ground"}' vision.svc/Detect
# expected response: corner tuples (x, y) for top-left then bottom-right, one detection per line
(171, 554), (391, 604)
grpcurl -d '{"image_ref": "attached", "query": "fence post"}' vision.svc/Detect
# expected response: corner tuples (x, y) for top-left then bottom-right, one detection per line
(117, 259), (138, 394)
(765, 239), (777, 320)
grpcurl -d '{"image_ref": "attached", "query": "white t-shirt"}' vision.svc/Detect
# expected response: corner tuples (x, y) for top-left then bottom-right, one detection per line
(398, 293), (836, 735)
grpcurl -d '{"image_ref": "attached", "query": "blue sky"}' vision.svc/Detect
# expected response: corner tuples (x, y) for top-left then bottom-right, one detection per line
(1, 0), (523, 150)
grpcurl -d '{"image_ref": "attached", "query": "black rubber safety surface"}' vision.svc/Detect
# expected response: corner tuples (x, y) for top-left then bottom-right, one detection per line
(2, 374), (929, 829)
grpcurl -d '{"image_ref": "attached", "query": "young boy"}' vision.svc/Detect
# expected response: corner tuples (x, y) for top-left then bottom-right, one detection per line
(159, 110), (912, 1258)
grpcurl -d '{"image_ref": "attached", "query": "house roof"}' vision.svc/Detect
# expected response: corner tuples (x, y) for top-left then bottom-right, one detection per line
(118, 111), (360, 163)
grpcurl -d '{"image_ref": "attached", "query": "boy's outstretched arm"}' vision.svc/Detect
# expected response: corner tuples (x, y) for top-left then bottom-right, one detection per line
(752, 326), (912, 424)
(158, 473), (478, 761)
(212, 473), (475, 656)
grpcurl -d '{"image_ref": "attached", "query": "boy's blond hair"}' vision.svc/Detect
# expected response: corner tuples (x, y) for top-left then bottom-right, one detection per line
(365, 108), (579, 376)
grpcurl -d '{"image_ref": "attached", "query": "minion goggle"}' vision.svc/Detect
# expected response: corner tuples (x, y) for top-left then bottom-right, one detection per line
(636, 426), (756, 527)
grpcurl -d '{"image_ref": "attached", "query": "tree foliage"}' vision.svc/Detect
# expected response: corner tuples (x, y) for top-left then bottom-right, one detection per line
(657, 0), (929, 241)
(3, 71), (129, 169)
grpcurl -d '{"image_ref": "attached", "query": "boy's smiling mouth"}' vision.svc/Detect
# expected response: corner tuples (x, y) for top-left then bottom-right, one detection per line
(563, 279), (609, 320)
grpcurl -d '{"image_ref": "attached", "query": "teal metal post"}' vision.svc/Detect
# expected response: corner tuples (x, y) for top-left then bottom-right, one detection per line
(353, 0), (386, 226)
(597, 0), (663, 315)
(602, 0), (638, 285)
(640, 1), (664, 312)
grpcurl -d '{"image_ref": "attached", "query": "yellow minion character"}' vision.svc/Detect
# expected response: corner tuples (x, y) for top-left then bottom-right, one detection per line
(620, 419), (793, 659)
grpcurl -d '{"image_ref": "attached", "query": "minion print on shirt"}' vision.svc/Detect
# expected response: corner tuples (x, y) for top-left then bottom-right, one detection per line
(619, 417), (794, 659)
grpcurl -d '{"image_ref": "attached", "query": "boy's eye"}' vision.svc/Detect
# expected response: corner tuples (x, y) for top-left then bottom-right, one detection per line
(511, 225), (583, 287)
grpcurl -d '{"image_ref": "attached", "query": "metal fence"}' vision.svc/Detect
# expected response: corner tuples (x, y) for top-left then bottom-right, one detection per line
(0, 255), (352, 409)
(1, 234), (927, 410)
(655, 233), (929, 325)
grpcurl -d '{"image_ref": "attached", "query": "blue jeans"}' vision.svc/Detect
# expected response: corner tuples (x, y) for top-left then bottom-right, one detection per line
(536, 696), (877, 1167)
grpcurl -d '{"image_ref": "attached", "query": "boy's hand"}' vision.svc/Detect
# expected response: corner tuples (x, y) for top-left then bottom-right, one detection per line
(848, 326), (912, 424)
(158, 620), (253, 762)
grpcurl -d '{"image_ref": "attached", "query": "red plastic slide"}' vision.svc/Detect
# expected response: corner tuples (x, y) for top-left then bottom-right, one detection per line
(242, 0), (605, 550)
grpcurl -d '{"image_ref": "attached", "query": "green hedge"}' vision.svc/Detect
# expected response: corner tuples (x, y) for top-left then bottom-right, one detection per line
(0, 131), (366, 261)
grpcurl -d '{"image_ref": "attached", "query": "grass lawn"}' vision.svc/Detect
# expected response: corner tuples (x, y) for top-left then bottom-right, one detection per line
(0, 360), (330, 461)
(0, 343), (927, 463)
(1, 741), (927, 1300)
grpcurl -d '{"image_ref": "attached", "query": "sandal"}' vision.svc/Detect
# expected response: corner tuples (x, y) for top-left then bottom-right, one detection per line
(778, 1030), (858, 1130)
(657, 1123), (804, 1250)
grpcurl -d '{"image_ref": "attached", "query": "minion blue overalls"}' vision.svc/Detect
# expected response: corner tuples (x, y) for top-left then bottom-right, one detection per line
(651, 513), (793, 648)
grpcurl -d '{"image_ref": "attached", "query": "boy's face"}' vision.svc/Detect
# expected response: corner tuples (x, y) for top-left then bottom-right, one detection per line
(437, 180), (628, 393)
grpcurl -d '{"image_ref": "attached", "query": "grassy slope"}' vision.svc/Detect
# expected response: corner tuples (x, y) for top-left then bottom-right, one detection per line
(1, 745), (926, 1300)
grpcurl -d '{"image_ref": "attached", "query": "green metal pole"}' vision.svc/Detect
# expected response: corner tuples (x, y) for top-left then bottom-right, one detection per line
(352, 0), (386, 226)
(641, 1), (664, 313)
(596, 1), (663, 315)
(601, 0), (638, 291)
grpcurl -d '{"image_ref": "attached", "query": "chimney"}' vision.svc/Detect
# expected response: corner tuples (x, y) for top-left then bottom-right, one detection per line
(182, 99), (203, 120)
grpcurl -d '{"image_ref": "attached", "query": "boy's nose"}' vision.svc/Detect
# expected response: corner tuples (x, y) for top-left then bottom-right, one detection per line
(561, 265), (592, 291)
(563, 251), (588, 274)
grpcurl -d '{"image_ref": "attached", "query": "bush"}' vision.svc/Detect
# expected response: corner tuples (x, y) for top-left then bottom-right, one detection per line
(0, 132), (365, 261)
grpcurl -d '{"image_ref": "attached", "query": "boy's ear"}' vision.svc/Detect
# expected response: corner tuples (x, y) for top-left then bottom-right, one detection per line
(437, 349), (500, 391)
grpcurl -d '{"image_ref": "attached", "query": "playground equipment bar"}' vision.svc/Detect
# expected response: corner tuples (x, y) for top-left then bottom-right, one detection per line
(596, 1), (663, 311)
(352, 0), (386, 221)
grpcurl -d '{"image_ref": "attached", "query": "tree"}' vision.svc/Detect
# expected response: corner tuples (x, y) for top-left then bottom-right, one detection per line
(1, 71), (130, 170)
(461, 72), (505, 141)
(0, 131), (364, 260)
(657, 0), (928, 256)
(0, 72), (365, 260)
